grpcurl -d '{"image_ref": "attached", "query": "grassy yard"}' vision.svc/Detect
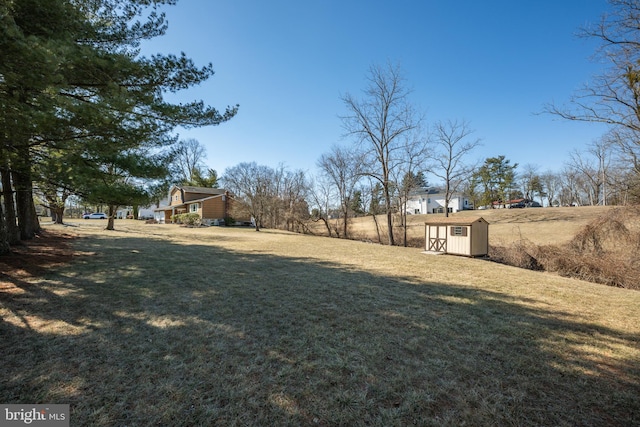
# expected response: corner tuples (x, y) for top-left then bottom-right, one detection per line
(1, 220), (639, 426)
(315, 205), (615, 246)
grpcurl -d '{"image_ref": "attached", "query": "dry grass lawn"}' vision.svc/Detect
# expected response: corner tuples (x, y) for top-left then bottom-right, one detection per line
(1, 218), (638, 426)
(311, 205), (615, 246)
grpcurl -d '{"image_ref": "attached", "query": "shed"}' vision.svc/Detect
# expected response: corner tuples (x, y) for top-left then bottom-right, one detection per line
(424, 216), (489, 257)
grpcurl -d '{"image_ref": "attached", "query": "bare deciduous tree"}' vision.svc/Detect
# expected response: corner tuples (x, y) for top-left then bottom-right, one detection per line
(341, 62), (421, 245)
(279, 168), (310, 232)
(223, 162), (310, 231)
(428, 120), (480, 216)
(548, 1), (640, 129)
(392, 129), (428, 246)
(174, 138), (207, 185)
(223, 162), (272, 231)
(546, 0), (640, 195)
(567, 138), (612, 205)
(519, 164), (544, 204)
(308, 174), (336, 237)
(317, 145), (363, 239)
(540, 171), (562, 207)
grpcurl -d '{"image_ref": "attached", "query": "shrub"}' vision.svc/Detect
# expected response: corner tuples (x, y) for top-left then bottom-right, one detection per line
(489, 239), (543, 271)
(172, 213), (201, 227)
(491, 207), (640, 290)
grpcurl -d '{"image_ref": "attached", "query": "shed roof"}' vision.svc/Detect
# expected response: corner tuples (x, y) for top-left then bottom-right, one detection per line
(424, 216), (488, 226)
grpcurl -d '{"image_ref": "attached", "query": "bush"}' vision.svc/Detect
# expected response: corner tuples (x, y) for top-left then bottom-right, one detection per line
(491, 207), (640, 290)
(171, 213), (201, 227)
(489, 239), (543, 271)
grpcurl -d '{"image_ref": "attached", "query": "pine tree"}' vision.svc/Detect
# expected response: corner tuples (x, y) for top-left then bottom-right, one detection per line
(0, 0), (238, 244)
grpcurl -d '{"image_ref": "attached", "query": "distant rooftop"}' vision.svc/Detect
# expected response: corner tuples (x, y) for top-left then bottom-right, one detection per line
(175, 186), (227, 195)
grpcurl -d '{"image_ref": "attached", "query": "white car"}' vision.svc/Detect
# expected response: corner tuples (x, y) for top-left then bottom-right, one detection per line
(83, 213), (107, 219)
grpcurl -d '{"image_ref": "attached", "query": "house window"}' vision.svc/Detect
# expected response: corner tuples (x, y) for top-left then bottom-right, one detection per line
(451, 226), (468, 236)
(190, 203), (199, 213)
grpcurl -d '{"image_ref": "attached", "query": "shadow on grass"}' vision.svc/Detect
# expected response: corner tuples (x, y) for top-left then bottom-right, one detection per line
(1, 233), (639, 426)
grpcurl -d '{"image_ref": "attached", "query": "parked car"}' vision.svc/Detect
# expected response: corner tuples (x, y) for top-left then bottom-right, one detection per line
(83, 213), (107, 219)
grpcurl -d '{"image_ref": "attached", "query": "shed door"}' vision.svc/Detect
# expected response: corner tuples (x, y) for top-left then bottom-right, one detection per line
(427, 225), (447, 252)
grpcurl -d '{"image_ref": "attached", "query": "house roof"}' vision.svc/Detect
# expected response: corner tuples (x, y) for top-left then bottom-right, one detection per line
(424, 216), (488, 225)
(409, 188), (443, 196)
(491, 198), (540, 205)
(408, 188), (470, 199)
(154, 193), (225, 211)
(172, 186), (227, 195)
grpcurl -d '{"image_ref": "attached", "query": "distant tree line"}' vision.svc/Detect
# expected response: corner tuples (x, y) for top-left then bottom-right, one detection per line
(304, 0), (640, 244)
(222, 162), (309, 232)
(221, 47), (639, 245)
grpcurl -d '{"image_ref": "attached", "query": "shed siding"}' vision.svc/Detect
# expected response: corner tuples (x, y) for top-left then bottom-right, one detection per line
(424, 217), (489, 257)
(470, 222), (489, 256)
(447, 233), (471, 256)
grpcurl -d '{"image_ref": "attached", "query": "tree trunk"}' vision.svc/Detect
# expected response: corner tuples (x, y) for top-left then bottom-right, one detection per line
(402, 213), (408, 247)
(1, 164), (20, 244)
(318, 217), (332, 237)
(342, 204), (349, 239)
(52, 205), (65, 224)
(444, 182), (451, 218)
(106, 205), (117, 230)
(12, 166), (39, 240)
(0, 198), (11, 255)
(45, 195), (66, 225)
(385, 211), (394, 246)
(372, 214), (382, 244)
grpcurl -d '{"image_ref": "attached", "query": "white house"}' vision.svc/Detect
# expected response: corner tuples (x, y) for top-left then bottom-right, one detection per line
(116, 197), (169, 220)
(406, 188), (473, 214)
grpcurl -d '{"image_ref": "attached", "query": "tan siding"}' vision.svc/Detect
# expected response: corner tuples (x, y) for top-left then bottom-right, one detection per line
(424, 218), (489, 256)
(169, 188), (182, 206)
(202, 197), (225, 219)
(447, 233), (471, 256)
(470, 222), (489, 256)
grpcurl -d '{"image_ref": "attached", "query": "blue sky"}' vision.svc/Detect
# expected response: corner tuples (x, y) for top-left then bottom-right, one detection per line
(141, 0), (612, 181)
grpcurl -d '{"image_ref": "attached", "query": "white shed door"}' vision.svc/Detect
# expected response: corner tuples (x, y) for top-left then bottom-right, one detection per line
(427, 225), (447, 252)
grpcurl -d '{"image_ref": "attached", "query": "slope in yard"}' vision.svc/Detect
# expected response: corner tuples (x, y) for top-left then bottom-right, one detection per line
(1, 221), (638, 426)
(485, 207), (640, 289)
(309, 206), (615, 246)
